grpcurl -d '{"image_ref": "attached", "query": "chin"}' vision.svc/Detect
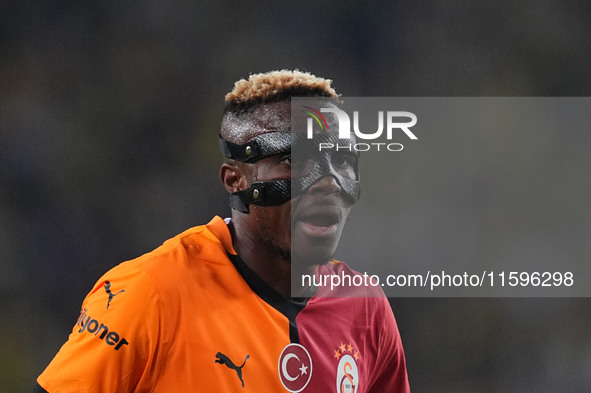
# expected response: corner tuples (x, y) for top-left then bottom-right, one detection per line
(291, 245), (337, 267)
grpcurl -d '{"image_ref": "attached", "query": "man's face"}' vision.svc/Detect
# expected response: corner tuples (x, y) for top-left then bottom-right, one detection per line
(238, 101), (355, 266)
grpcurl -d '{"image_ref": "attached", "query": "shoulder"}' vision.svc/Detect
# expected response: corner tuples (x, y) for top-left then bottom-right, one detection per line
(80, 216), (235, 331)
(54, 216), (234, 361)
(134, 215), (232, 264)
(111, 216), (234, 285)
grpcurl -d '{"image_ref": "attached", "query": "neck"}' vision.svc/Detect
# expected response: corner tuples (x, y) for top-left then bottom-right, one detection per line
(228, 220), (314, 298)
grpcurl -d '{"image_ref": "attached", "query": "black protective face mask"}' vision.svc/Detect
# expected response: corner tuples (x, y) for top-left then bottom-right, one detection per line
(219, 132), (361, 213)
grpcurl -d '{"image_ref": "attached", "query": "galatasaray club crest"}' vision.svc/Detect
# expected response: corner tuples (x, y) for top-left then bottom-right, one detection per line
(333, 342), (360, 393)
(278, 343), (313, 392)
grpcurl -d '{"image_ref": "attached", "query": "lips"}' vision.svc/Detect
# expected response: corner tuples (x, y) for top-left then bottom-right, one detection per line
(300, 209), (339, 226)
(294, 204), (342, 238)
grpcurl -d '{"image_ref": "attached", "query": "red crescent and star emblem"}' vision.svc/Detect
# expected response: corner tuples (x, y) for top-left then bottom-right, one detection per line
(278, 343), (313, 392)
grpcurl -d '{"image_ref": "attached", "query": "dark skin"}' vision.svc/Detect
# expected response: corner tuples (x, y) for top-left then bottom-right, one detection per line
(219, 101), (354, 297)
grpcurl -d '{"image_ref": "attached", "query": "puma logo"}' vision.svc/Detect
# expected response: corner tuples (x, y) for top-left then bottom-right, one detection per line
(215, 352), (250, 388)
(104, 281), (125, 309)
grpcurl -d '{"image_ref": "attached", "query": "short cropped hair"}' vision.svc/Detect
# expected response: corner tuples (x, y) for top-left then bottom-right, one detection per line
(224, 70), (338, 113)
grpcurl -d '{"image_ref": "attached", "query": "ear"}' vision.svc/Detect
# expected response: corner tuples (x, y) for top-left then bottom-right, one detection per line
(220, 162), (248, 194)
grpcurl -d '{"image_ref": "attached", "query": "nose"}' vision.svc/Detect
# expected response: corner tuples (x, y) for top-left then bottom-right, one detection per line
(307, 175), (342, 196)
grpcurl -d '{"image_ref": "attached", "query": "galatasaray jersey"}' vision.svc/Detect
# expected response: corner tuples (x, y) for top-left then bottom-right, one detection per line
(35, 216), (409, 392)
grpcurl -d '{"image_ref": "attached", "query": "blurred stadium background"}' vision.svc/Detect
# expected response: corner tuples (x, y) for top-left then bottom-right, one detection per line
(2, 1), (591, 391)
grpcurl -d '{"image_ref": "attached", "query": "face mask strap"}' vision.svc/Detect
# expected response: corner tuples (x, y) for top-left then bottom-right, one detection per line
(229, 180), (292, 213)
(218, 133), (292, 163)
(220, 132), (361, 213)
(220, 132), (293, 213)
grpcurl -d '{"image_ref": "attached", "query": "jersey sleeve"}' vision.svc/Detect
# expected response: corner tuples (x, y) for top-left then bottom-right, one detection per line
(37, 263), (163, 393)
(367, 298), (410, 393)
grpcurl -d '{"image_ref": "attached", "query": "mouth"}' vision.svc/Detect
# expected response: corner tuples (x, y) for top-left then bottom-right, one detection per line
(295, 205), (342, 238)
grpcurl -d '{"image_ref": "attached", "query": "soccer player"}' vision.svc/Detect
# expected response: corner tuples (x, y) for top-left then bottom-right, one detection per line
(32, 70), (410, 392)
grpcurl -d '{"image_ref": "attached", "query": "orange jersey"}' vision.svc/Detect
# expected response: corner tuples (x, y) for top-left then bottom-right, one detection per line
(35, 216), (409, 392)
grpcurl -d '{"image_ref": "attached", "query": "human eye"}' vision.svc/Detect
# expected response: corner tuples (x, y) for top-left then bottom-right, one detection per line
(332, 152), (358, 169)
(280, 154), (293, 165)
(281, 153), (315, 177)
(281, 153), (310, 167)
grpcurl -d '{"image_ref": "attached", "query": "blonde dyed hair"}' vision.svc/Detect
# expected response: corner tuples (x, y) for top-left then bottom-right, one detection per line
(224, 70), (338, 111)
